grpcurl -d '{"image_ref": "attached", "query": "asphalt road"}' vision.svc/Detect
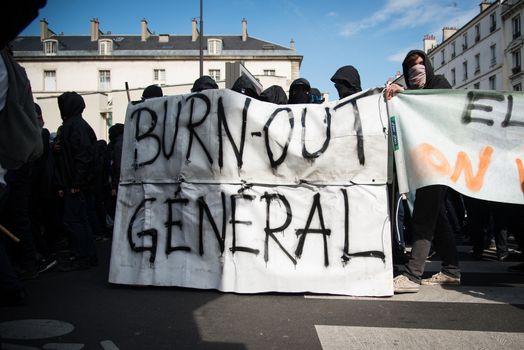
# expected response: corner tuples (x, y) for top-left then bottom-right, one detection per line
(1, 239), (523, 350)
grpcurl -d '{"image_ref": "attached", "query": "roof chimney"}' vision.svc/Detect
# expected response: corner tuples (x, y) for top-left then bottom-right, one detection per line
(40, 19), (50, 41)
(90, 18), (100, 41)
(423, 34), (437, 53)
(241, 18), (248, 42)
(442, 27), (457, 42)
(479, 1), (491, 12)
(290, 38), (295, 51)
(141, 18), (151, 42)
(192, 18), (199, 42)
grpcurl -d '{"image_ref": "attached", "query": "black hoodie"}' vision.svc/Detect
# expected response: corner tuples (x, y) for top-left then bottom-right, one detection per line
(288, 78), (311, 104)
(331, 65), (362, 99)
(56, 92), (97, 190)
(402, 49), (451, 90)
(259, 85), (288, 105)
(231, 75), (259, 99)
(191, 76), (219, 93)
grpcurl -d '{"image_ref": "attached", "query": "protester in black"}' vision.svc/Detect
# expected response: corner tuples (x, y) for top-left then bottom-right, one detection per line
(259, 85), (288, 105)
(107, 123), (124, 219)
(141, 84), (163, 100)
(55, 92), (98, 271)
(288, 78), (310, 104)
(309, 88), (325, 104)
(386, 50), (460, 293)
(191, 75), (219, 93)
(231, 75), (260, 99)
(330, 65), (362, 99)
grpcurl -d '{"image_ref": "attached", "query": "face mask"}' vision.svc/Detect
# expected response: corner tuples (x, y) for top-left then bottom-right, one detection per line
(408, 64), (426, 88)
(335, 83), (359, 99)
(289, 86), (309, 104)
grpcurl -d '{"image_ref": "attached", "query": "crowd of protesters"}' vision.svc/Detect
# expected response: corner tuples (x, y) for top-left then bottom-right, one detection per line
(2, 35), (524, 306)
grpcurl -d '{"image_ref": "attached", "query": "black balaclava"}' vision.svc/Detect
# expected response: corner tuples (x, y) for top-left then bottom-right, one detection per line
(191, 75), (219, 93)
(402, 49), (435, 90)
(288, 78), (311, 104)
(57, 91), (85, 121)
(231, 75), (259, 99)
(259, 85), (288, 105)
(331, 65), (362, 99)
(142, 85), (163, 100)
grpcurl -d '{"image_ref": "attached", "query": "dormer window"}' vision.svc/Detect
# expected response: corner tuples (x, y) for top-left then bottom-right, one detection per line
(208, 39), (222, 55)
(99, 39), (113, 55)
(43, 39), (58, 55)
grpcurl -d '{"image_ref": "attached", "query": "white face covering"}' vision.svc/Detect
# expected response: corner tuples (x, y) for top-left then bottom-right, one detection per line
(408, 64), (426, 88)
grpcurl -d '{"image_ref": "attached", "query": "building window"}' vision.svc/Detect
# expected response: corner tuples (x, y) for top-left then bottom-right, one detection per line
(473, 82), (480, 89)
(512, 50), (521, 74)
(441, 50), (445, 65)
(489, 75), (496, 90)
(513, 15), (521, 39)
(99, 70), (111, 91)
(451, 68), (456, 86)
(207, 39), (222, 55)
(43, 39), (58, 55)
(451, 42), (456, 58)
(475, 54), (480, 74)
(475, 24), (480, 42)
(98, 39), (113, 55)
(43, 70), (56, 91)
(514, 83), (522, 91)
(263, 69), (276, 76)
(153, 69), (166, 85)
(490, 13), (496, 32)
(208, 69), (220, 81)
(431, 57), (435, 68)
(490, 44), (496, 66)
(463, 61), (468, 81)
(462, 34), (468, 51)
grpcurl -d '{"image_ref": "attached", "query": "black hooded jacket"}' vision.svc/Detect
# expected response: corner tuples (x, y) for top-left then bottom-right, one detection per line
(259, 85), (288, 105)
(402, 50), (451, 90)
(331, 65), (362, 99)
(231, 75), (259, 99)
(191, 76), (219, 93)
(288, 78), (311, 104)
(56, 92), (97, 190)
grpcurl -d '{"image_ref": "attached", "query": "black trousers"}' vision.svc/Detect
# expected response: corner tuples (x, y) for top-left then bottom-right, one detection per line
(404, 185), (460, 282)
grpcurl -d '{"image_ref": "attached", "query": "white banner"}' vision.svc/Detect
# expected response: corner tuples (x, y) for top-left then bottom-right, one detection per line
(389, 89), (524, 204)
(109, 88), (393, 296)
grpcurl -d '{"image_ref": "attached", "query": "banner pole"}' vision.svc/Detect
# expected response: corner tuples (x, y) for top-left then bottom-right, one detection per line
(385, 98), (409, 197)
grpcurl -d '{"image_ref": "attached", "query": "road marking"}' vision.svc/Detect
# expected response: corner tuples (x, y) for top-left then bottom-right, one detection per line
(0, 319), (74, 340)
(315, 325), (524, 350)
(100, 340), (120, 350)
(305, 285), (524, 304)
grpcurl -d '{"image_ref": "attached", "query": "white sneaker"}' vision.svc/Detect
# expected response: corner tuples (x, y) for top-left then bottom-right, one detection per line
(421, 272), (460, 286)
(393, 275), (420, 293)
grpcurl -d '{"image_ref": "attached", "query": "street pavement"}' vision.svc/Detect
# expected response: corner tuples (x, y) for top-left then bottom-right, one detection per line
(1, 239), (523, 350)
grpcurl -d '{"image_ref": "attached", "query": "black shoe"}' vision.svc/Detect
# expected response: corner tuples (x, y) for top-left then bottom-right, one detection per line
(37, 257), (57, 273)
(498, 252), (509, 262)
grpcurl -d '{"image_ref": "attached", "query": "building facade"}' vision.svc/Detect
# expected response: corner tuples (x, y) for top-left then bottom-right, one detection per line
(12, 18), (303, 139)
(424, 1), (523, 92)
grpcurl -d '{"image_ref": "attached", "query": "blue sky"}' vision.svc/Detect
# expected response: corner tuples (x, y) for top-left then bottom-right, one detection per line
(21, 0), (480, 98)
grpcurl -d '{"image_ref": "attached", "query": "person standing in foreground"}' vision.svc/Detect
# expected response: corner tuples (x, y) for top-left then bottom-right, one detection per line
(385, 50), (461, 293)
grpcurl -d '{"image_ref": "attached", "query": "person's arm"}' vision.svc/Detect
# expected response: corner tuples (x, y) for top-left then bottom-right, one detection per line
(384, 83), (404, 100)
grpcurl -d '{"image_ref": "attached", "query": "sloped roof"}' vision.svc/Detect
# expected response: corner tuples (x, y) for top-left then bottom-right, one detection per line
(11, 34), (299, 57)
